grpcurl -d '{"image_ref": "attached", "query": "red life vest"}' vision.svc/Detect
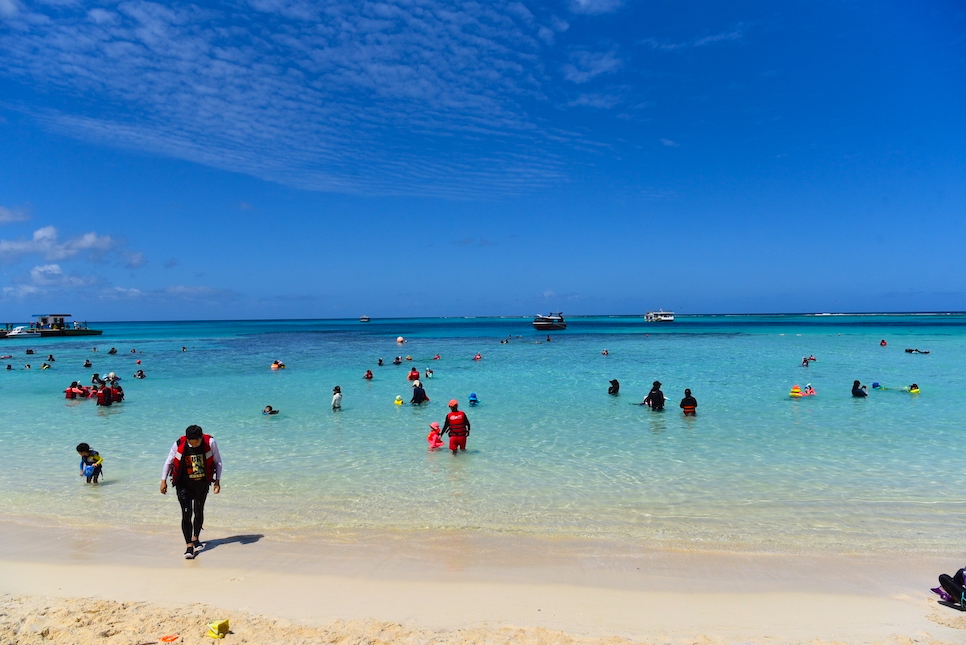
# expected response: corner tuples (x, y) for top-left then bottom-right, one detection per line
(446, 411), (468, 436)
(96, 388), (111, 406)
(65, 387), (76, 399)
(170, 435), (217, 484)
(111, 387), (123, 402)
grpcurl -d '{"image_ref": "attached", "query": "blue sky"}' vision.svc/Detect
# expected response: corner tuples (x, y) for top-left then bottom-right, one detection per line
(0, 0), (963, 320)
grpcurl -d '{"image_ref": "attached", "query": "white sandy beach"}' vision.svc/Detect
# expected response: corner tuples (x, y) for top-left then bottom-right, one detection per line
(2, 519), (965, 644)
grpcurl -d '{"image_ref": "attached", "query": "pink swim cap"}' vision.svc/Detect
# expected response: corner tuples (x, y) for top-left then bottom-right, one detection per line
(429, 422), (440, 430)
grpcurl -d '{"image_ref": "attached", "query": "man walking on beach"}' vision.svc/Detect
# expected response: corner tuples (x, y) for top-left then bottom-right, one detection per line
(441, 399), (471, 455)
(160, 425), (222, 559)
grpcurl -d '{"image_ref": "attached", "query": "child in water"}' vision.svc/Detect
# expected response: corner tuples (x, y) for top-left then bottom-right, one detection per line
(468, 393), (479, 406)
(76, 443), (103, 483)
(427, 422), (444, 450)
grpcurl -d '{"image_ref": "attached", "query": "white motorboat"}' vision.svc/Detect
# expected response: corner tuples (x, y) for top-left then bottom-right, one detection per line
(533, 313), (566, 330)
(5, 326), (42, 337)
(644, 310), (675, 323)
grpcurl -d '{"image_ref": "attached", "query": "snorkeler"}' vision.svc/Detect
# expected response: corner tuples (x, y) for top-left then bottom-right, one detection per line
(801, 357), (809, 368)
(468, 393), (479, 406)
(263, 405), (279, 415)
(83, 359), (92, 368)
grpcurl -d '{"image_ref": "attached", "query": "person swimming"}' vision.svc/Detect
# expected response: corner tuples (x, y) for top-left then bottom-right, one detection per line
(433, 354), (440, 360)
(134, 370), (146, 379)
(378, 358), (384, 366)
(801, 357), (809, 367)
(601, 349), (609, 355)
(392, 356), (402, 365)
(83, 359), (92, 368)
(364, 370), (374, 380)
(473, 353), (482, 361)
(468, 393), (479, 406)
(608, 379), (620, 395)
(424, 368), (433, 378)
(407, 367), (420, 381)
(263, 405), (279, 415)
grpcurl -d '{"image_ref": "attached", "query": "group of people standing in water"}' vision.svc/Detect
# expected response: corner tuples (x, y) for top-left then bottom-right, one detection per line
(606, 378), (699, 416)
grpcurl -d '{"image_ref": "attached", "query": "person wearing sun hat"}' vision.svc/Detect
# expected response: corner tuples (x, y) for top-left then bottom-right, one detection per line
(441, 399), (471, 455)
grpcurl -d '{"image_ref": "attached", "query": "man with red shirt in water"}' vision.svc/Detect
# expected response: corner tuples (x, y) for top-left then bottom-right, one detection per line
(441, 399), (471, 455)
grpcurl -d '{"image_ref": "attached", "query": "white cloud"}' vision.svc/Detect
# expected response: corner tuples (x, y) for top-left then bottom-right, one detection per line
(563, 50), (621, 84)
(660, 138), (680, 147)
(122, 251), (147, 269)
(29, 263), (96, 287)
(569, 0), (622, 15)
(0, 226), (118, 263)
(0, 205), (30, 224)
(0, 0), (586, 197)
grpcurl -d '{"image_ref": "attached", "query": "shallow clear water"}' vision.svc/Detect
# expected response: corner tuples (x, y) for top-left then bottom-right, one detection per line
(1, 314), (964, 554)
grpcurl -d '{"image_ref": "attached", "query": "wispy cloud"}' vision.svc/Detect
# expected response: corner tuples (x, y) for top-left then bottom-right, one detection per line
(641, 24), (746, 52)
(568, 93), (620, 109)
(569, 0), (623, 15)
(0, 0), (592, 197)
(0, 205), (30, 224)
(660, 138), (680, 147)
(563, 50), (622, 84)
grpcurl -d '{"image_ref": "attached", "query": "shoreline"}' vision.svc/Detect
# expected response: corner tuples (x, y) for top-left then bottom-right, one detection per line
(3, 518), (964, 643)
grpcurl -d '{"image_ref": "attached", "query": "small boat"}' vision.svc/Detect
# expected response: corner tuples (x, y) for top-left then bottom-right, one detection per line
(644, 310), (675, 323)
(359, 315), (371, 323)
(5, 326), (42, 337)
(533, 313), (566, 330)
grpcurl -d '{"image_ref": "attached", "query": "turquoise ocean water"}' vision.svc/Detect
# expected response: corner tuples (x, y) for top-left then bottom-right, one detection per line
(1, 315), (964, 554)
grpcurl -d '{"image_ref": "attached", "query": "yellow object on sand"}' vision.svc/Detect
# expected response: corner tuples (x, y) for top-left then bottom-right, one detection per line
(207, 620), (230, 639)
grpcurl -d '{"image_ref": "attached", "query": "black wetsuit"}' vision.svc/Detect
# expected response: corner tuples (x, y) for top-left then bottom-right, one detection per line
(411, 386), (429, 405)
(645, 389), (665, 410)
(176, 442), (211, 544)
(852, 386), (867, 398)
(608, 380), (620, 395)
